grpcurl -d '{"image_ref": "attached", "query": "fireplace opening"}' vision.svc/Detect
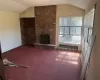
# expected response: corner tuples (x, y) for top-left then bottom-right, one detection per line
(40, 34), (50, 44)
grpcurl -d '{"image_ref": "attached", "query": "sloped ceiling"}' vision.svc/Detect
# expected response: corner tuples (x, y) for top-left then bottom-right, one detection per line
(0, 0), (92, 13)
(0, 0), (29, 13)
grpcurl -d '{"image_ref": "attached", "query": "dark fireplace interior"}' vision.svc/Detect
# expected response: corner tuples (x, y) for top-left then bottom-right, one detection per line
(40, 34), (50, 44)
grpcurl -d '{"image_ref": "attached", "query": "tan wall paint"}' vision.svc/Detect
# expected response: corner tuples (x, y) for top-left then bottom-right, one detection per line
(0, 11), (22, 53)
(20, 7), (35, 18)
(56, 4), (85, 47)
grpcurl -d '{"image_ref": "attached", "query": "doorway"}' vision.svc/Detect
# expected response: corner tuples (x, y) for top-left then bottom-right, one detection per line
(20, 18), (36, 45)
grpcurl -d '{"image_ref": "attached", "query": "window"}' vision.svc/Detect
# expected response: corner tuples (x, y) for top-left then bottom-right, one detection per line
(59, 17), (82, 45)
(84, 9), (95, 44)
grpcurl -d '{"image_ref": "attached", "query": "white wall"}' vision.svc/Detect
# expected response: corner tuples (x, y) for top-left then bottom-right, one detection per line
(0, 11), (22, 53)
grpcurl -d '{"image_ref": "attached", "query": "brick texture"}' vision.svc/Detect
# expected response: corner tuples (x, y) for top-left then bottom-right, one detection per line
(35, 5), (56, 44)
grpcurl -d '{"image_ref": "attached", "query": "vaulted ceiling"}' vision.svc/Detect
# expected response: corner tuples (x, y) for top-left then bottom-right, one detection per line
(0, 0), (92, 13)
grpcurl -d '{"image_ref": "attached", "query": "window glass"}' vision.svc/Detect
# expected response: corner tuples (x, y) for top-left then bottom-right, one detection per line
(70, 27), (76, 35)
(59, 35), (70, 43)
(76, 27), (81, 35)
(65, 27), (69, 34)
(70, 17), (82, 26)
(89, 28), (92, 35)
(60, 27), (65, 34)
(59, 35), (81, 44)
(59, 17), (70, 26)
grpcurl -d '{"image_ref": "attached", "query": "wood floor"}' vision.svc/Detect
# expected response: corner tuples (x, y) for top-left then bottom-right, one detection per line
(2, 46), (81, 80)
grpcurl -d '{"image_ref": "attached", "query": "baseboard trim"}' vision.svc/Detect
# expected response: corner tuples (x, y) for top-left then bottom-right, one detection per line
(2, 45), (23, 54)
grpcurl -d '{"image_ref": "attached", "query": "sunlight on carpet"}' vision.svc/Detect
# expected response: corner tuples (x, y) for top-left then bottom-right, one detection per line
(55, 52), (80, 65)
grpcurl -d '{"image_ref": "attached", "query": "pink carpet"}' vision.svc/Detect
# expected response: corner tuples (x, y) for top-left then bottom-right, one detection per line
(2, 46), (81, 80)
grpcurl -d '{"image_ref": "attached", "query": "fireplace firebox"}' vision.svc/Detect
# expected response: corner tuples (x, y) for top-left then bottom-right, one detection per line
(40, 34), (50, 44)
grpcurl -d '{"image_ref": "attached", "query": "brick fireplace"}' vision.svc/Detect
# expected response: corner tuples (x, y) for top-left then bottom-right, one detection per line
(35, 5), (56, 45)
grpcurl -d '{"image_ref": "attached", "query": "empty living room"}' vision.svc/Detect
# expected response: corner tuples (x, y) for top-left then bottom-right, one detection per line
(0, 0), (100, 80)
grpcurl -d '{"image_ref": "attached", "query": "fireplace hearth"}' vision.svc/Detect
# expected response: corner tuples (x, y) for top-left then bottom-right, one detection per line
(34, 34), (56, 50)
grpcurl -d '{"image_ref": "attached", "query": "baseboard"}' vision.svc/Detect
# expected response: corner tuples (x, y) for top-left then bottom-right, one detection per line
(2, 45), (23, 54)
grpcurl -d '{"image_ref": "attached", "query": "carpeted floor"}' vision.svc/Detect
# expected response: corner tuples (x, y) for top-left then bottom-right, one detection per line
(2, 46), (81, 80)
